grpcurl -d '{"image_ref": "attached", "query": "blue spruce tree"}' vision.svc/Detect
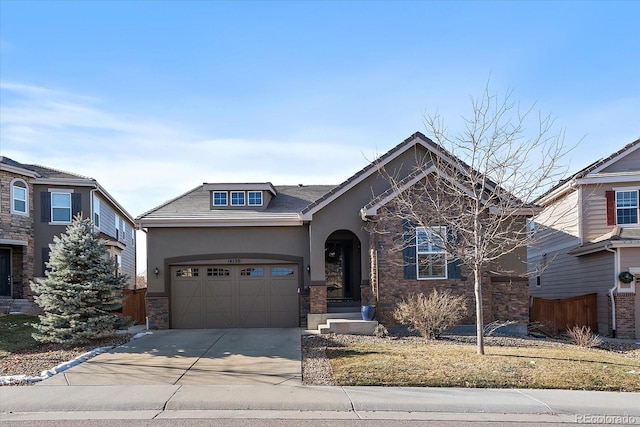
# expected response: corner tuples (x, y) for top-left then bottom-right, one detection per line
(31, 215), (129, 343)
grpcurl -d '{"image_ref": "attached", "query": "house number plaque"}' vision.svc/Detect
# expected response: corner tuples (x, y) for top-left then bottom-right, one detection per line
(227, 258), (241, 264)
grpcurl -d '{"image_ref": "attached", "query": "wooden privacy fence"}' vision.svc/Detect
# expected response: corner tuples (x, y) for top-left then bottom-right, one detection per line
(530, 293), (598, 334)
(120, 289), (147, 324)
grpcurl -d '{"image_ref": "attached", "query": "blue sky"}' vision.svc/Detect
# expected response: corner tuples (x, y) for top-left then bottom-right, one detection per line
(1, 1), (639, 272)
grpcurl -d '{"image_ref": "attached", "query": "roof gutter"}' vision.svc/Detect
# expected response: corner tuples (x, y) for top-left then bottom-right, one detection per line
(604, 244), (618, 338)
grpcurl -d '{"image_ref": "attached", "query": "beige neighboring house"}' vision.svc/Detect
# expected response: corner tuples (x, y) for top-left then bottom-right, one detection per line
(528, 138), (640, 339)
(136, 132), (531, 330)
(0, 157), (137, 313)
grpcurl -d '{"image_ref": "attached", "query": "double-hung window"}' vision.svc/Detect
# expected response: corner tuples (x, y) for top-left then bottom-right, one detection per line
(11, 180), (28, 215)
(416, 226), (447, 279)
(248, 191), (262, 206)
(231, 191), (245, 206)
(616, 190), (639, 225)
(51, 192), (72, 223)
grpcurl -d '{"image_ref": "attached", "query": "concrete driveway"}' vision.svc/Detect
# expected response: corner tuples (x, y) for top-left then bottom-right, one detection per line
(37, 328), (302, 386)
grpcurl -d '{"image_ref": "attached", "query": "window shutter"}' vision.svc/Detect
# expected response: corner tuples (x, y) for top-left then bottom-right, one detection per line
(71, 193), (82, 217)
(445, 228), (461, 279)
(605, 190), (615, 226)
(41, 192), (51, 222)
(402, 219), (417, 280)
(447, 259), (461, 279)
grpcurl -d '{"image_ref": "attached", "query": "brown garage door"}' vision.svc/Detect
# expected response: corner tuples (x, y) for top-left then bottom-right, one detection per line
(171, 264), (299, 328)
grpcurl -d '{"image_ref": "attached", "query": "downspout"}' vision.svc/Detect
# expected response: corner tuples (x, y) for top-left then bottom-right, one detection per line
(604, 244), (617, 338)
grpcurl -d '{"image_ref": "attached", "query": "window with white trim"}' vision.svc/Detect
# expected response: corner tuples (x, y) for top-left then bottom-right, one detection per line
(213, 191), (228, 206)
(51, 192), (72, 223)
(616, 190), (639, 225)
(11, 179), (28, 215)
(416, 226), (447, 279)
(248, 191), (263, 206)
(231, 191), (245, 206)
(115, 214), (121, 239)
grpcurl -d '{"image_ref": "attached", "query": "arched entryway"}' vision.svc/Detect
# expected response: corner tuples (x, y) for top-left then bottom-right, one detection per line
(325, 230), (361, 310)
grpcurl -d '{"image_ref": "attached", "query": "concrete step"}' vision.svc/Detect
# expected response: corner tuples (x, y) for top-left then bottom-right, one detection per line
(319, 319), (379, 335)
(0, 299), (40, 315)
(307, 311), (362, 330)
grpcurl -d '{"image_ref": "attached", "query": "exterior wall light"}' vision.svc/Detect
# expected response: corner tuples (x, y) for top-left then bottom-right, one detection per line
(154, 267), (160, 278)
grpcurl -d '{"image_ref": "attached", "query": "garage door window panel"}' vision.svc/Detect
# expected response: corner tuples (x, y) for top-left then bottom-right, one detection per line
(207, 268), (230, 276)
(271, 267), (295, 276)
(241, 267), (264, 277)
(176, 268), (199, 277)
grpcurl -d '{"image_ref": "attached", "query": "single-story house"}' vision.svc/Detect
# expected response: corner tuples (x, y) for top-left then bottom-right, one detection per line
(136, 132), (530, 329)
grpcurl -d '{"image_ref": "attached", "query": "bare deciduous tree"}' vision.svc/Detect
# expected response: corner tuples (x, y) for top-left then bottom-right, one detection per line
(370, 86), (569, 355)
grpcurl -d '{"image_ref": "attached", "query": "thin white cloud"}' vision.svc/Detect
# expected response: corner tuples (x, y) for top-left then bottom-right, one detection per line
(0, 81), (370, 218)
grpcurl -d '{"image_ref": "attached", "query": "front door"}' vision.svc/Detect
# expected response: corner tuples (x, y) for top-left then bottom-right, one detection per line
(0, 249), (11, 297)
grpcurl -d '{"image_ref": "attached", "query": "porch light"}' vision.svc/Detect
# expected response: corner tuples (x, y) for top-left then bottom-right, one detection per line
(154, 267), (160, 278)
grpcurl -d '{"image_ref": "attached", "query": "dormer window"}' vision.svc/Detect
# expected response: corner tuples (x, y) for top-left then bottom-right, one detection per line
(231, 191), (245, 206)
(204, 183), (276, 210)
(248, 191), (263, 206)
(213, 191), (228, 206)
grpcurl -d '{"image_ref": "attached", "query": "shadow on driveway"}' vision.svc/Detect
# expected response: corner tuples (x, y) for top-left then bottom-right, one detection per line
(37, 328), (302, 386)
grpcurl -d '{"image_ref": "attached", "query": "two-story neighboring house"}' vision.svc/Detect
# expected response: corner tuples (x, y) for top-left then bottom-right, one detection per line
(0, 157), (136, 312)
(528, 139), (640, 339)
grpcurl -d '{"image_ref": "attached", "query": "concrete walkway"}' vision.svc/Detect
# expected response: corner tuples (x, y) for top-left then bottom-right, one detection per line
(1, 328), (640, 422)
(2, 384), (640, 422)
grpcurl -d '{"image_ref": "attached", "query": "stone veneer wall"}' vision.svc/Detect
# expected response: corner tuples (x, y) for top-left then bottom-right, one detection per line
(299, 288), (310, 328)
(614, 293), (636, 339)
(146, 296), (169, 329)
(310, 283), (327, 314)
(0, 170), (35, 300)
(368, 217), (529, 326)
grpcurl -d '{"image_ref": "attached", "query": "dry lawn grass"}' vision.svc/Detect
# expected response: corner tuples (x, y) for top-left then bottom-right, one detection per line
(327, 340), (640, 391)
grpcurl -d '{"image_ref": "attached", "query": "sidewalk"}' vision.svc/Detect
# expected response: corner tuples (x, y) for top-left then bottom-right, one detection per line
(1, 384), (640, 422)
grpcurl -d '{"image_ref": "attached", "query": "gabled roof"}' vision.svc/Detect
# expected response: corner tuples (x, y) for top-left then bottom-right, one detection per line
(0, 156), (135, 224)
(536, 138), (640, 205)
(136, 184), (334, 227)
(301, 132), (468, 220)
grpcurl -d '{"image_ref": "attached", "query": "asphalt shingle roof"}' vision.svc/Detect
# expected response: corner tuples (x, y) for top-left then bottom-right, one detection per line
(0, 156), (92, 180)
(137, 184), (336, 220)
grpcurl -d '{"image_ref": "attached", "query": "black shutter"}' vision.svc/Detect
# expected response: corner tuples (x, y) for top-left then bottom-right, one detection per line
(402, 219), (417, 280)
(71, 193), (82, 217)
(447, 259), (461, 279)
(446, 227), (461, 279)
(41, 192), (51, 222)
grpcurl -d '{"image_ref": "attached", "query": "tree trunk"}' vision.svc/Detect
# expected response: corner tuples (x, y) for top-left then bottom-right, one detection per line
(474, 267), (485, 355)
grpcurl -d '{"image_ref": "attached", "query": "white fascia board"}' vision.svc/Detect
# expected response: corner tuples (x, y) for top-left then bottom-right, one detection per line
(0, 164), (40, 178)
(303, 135), (435, 221)
(570, 240), (640, 256)
(136, 216), (303, 228)
(590, 142), (640, 174)
(361, 167), (433, 218)
(536, 181), (575, 206)
(575, 172), (640, 186)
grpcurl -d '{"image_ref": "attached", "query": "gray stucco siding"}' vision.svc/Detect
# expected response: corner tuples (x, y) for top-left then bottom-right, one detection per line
(307, 144), (430, 284)
(146, 225), (310, 295)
